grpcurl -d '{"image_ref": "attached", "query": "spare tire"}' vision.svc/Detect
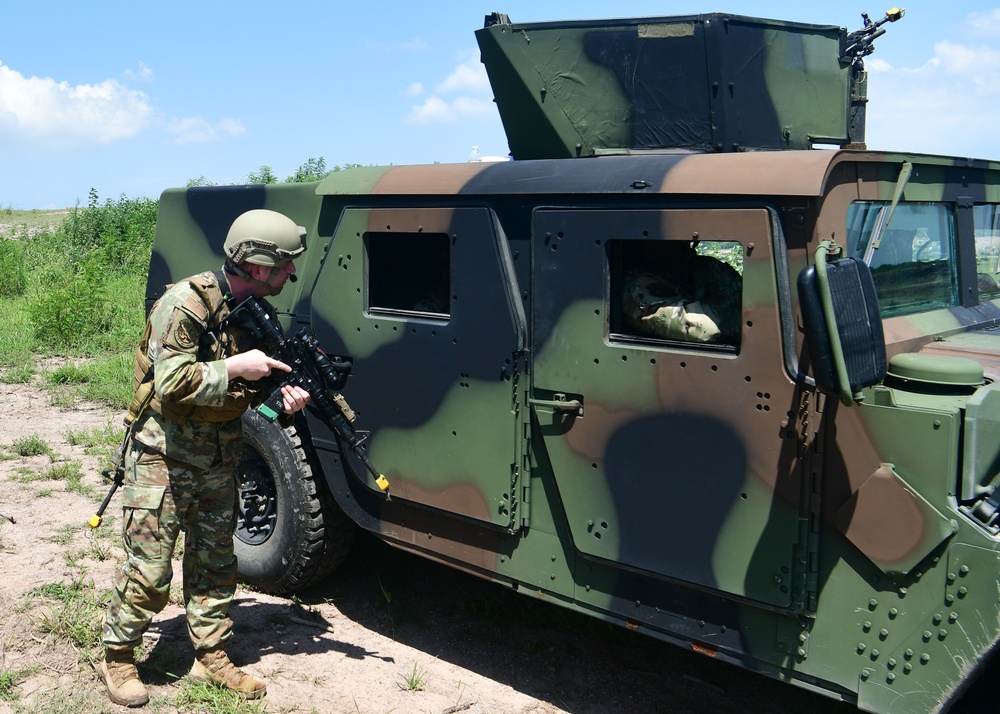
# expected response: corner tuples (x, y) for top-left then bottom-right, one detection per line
(234, 409), (355, 593)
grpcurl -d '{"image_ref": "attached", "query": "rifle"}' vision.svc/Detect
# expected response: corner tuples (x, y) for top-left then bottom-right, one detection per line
(89, 428), (131, 530)
(225, 296), (390, 497)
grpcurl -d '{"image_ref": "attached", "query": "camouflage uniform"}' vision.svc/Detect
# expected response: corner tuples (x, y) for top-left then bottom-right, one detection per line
(623, 252), (742, 345)
(102, 271), (261, 654)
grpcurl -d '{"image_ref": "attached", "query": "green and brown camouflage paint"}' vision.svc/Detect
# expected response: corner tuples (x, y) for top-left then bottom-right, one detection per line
(145, 10), (1000, 714)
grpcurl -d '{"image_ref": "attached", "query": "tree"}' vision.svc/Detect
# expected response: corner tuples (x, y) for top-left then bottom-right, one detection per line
(246, 165), (279, 184)
(286, 157), (331, 183)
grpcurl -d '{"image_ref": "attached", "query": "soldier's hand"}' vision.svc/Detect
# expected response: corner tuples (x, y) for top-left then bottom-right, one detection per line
(225, 349), (292, 381)
(281, 385), (311, 414)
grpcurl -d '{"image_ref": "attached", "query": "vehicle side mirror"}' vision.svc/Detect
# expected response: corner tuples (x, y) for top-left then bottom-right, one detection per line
(797, 252), (886, 403)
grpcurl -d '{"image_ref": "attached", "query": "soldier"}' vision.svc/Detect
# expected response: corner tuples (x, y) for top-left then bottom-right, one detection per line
(98, 209), (311, 707)
(622, 240), (742, 345)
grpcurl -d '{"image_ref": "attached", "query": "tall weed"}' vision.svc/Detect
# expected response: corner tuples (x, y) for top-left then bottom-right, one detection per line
(0, 238), (26, 297)
(18, 191), (154, 358)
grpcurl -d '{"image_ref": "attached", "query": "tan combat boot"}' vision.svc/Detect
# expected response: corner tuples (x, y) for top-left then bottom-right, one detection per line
(98, 648), (149, 707)
(190, 646), (266, 699)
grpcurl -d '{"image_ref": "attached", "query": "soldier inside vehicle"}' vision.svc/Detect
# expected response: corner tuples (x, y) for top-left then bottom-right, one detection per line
(611, 238), (743, 347)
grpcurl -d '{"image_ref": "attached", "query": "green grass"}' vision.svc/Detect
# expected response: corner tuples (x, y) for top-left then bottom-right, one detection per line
(0, 195), (154, 407)
(174, 679), (271, 713)
(0, 664), (41, 703)
(398, 660), (426, 691)
(0, 208), (70, 237)
(11, 434), (52, 458)
(27, 577), (105, 653)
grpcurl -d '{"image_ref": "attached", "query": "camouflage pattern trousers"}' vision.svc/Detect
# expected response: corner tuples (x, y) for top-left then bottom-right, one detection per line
(102, 442), (238, 653)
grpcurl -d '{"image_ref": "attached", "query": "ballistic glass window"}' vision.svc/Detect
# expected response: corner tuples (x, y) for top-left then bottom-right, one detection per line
(608, 239), (743, 349)
(365, 232), (451, 317)
(974, 205), (1000, 301)
(847, 202), (957, 317)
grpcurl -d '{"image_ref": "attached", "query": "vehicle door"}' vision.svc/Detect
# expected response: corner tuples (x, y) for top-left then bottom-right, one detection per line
(310, 206), (526, 530)
(530, 207), (807, 610)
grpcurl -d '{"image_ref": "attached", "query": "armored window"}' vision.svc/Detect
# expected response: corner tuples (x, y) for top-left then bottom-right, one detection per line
(365, 232), (450, 317)
(974, 205), (1000, 301)
(847, 202), (958, 317)
(608, 239), (743, 348)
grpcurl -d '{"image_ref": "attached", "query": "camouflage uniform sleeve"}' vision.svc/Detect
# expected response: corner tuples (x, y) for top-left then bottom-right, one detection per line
(149, 283), (230, 406)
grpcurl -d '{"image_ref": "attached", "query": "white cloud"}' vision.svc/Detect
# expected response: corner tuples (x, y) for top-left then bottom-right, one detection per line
(450, 96), (496, 117)
(864, 28), (1000, 158)
(434, 51), (489, 93)
(933, 40), (1000, 74)
(406, 96), (451, 124)
(403, 81), (424, 97)
(123, 62), (153, 84)
(405, 50), (494, 124)
(166, 116), (246, 144)
(968, 9), (1000, 38)
(0, 60), (154, 144)
(405, 94), (496, 125)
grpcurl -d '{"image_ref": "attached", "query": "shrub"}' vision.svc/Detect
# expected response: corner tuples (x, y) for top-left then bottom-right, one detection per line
(0, 239), (26, 297)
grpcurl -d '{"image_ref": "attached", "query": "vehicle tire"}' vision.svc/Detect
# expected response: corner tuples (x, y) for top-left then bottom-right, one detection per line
(234, 409), (355, 594)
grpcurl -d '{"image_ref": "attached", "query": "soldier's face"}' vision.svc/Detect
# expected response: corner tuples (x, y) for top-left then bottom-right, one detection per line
(250, 260), (296, 296)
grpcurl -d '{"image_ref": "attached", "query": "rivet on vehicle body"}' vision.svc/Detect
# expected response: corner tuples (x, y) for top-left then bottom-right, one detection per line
(861, 669), (871, 680)
(887, 672), (896, 682)
(863, 621), (872, 631)
(922, 653), (931, 663)
(949, 612), (959, 622)
(932, 613), (942, 625)
(958, 587), (968, 597)
(869, 598), (879, 609)
(857, 643), (867, 652)
(889, 608), (898, 618)
(960, 565), (970, 574)
(939, 629), (948, 639)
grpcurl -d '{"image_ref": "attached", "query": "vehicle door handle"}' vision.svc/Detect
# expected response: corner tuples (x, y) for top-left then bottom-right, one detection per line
(529, 393), (584, 416)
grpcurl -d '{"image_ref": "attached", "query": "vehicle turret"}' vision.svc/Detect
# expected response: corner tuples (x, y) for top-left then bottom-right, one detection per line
(476, 9), (904, 158)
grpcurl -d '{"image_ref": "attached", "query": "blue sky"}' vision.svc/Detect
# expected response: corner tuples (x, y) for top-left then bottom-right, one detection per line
(2, 2), (999, 210)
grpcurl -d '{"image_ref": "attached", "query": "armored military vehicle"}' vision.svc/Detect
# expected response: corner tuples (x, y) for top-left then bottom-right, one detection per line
(146, 8), (1000, 713)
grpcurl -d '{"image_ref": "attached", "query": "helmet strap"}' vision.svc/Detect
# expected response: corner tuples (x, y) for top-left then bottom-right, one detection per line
(224, 260), (282, 295)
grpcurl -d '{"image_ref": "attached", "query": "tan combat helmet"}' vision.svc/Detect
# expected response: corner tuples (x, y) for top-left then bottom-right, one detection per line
(224, 209), (306, 267)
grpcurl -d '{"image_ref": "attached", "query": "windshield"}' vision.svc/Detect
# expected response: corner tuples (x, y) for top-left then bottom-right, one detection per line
(975, 204), (1000, 301)
(847, 201), (958, 317)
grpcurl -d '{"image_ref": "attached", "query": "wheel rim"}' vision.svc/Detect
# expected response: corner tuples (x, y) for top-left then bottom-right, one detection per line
(236, 445), (278, 545)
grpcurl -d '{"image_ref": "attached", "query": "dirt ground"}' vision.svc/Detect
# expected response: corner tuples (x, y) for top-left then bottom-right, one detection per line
(0, 374), (988, 714)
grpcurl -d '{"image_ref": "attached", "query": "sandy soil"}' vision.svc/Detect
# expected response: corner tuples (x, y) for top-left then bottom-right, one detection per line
(0, 376), (893, 714)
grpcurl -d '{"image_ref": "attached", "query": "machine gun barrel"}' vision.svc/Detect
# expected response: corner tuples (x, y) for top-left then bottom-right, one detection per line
(226, 297), (390, 497)
(844, 7), (905, 61)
